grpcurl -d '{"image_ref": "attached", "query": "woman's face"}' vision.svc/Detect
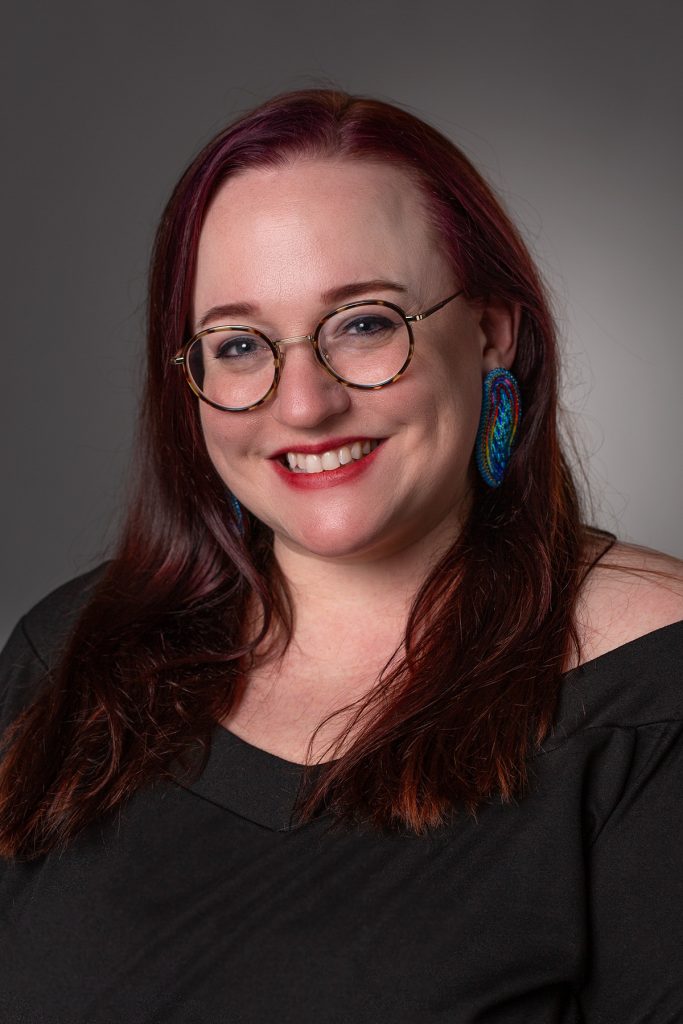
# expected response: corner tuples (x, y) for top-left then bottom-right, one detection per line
(192, 158), (516, 564)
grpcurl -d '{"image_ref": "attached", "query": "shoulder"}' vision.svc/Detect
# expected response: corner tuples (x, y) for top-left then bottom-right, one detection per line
(4, 563), (109, 671)
(574, 539), (683, 667)
(22, 563), (110, 665)
(542, 541), (683, 748)
(0, 564), (108, 733)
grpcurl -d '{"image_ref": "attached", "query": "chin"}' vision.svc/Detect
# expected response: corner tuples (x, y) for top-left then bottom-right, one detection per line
(274, 516), (394, 562)
(289, 531), (377, 561)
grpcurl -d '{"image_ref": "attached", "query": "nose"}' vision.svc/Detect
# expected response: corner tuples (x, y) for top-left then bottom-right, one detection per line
(270, 337), (351, 427)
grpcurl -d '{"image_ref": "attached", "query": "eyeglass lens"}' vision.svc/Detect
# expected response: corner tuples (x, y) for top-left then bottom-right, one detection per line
(186, 304), (411, 410)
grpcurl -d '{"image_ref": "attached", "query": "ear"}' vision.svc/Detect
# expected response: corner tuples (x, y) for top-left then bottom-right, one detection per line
(478, 298), (520, 373)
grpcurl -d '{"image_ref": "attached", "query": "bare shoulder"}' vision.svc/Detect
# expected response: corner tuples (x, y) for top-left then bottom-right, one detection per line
(574, 539), (683, 666)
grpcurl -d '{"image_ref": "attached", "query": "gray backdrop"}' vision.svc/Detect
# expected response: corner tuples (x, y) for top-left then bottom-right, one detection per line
(2, 0), (682, 645)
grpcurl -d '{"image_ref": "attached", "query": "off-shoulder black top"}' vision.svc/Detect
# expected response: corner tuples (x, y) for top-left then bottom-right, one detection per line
(1, 568), (682, 1023)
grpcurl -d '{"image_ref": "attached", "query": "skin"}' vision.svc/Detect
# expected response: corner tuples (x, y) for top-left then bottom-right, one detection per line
(191, 157), (683, 763)
(193, 158), (517, 569)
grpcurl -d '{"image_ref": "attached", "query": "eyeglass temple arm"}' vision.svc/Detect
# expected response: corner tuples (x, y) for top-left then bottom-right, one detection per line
(407, 289), (464, 323)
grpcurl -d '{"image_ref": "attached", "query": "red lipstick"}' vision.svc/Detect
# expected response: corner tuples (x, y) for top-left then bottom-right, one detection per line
(270, 439), (385, 489)
(269, 436), (381, 459)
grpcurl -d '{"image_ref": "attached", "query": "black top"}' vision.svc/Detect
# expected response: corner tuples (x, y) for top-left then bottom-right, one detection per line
(1, 568), (682, 1024)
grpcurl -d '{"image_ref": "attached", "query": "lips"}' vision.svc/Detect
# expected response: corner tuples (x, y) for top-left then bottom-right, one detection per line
(270, 435), (385, 474)
(285, 439), (381, 473)
(269, 435), (382, 460)
(270, 436), (385, 489)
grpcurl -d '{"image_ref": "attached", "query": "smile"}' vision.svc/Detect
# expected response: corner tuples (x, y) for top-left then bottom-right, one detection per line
(283, 439), (381, 474)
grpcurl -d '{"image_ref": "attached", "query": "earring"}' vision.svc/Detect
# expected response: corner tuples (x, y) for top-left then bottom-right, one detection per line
(475, 368), (522, 488)
(228, 492), (245, 534)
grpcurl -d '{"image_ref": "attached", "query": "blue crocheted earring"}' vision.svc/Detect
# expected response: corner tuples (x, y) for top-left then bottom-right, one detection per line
(228, 492), (245, 534)
(475, 368), (522, 488)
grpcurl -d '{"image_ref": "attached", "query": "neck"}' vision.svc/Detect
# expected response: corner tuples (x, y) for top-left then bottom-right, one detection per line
(271, 512), (464, 651)
(230, 511), (468, 757)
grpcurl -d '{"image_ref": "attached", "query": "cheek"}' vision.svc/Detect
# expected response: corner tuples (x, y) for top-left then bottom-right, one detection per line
(412, 338), (484, 447)
(198, 406), (242, 482)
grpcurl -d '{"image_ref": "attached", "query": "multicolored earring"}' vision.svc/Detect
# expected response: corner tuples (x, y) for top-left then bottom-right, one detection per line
(475, 368), (522, 488)
(228, 492), (245, 534)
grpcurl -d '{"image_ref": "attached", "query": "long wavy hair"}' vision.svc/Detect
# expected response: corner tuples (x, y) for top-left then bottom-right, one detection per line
(0, 89), (611, 859)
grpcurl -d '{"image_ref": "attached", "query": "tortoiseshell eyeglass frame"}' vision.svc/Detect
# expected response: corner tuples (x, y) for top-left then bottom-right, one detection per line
(171, 289), (464, 412)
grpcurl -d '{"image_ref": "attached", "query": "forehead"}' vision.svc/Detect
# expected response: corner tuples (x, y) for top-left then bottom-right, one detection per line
(193, 158), (448, 313)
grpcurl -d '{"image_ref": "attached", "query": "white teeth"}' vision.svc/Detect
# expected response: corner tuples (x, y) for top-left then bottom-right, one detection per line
(283, 439), (380, 474)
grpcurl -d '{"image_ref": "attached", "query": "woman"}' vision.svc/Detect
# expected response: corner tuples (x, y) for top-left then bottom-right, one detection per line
(1, 90), (681, 1023)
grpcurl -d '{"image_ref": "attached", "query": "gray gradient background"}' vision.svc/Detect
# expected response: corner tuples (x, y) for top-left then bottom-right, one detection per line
(2, 0), (682, 645)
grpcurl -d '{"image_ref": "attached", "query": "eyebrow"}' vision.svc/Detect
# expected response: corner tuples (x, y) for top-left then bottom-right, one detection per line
(195, 279), (408, 329)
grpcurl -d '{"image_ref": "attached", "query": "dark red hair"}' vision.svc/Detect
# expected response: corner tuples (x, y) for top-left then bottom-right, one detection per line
(0, 90), (611, 859)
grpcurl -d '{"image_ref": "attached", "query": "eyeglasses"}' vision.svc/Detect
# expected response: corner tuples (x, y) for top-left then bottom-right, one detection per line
(172, 289), (464, 412)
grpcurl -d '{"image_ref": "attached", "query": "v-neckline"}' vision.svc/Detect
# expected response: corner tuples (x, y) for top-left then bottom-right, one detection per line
(177, 723), (331, 831)
(176, 620), (683, 831)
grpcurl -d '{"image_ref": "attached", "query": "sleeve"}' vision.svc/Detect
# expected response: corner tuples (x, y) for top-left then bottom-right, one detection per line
(0, 564), (108, 738)
(580, 719), (683, 1023)
(0, 617), (50, 738)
